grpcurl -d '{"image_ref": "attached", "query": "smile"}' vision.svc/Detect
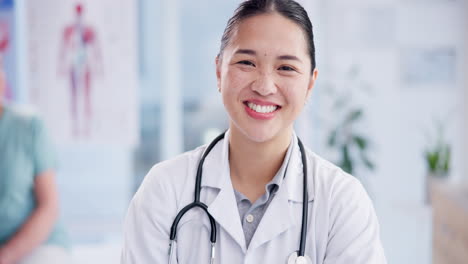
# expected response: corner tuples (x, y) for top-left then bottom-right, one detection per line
(243, 100), (281, 120)
(246, 102), (278, 113)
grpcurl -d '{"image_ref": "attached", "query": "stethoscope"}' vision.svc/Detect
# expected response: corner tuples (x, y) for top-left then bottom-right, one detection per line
(168, 132), (312, 264)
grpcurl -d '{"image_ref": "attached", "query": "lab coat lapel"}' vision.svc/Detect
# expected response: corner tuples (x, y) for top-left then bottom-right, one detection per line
(247, 177), (295, 251)
(208, 176), (247, 252)
(286, 137), (315, 203)
(248, 134), (315, 251)
(202, 130), (247, 252)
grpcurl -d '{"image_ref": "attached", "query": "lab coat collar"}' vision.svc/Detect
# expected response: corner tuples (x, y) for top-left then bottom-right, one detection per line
(201, 129), (231, 190)
(248, 133), (316, 251)
(201, 130), (315, 252)
(203, 130), (247, 251)
(285, 132), (315, 203)
(247, 142), (317, 251)
(247, 173), (295, 251)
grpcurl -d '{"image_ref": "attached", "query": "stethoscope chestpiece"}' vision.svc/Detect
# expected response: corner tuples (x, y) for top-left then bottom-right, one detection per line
(287, 251), (312, 264)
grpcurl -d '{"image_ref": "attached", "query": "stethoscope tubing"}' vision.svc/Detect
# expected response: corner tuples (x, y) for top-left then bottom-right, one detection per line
(168, 131), (310, 262)
(194, 133), (226, 203)
(297, 138), (308, 257)
(169, 133), (225, 243)
(169, 201), (217, 243)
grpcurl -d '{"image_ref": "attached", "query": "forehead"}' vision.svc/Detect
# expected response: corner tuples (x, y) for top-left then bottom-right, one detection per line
(228, 12), (309, 57)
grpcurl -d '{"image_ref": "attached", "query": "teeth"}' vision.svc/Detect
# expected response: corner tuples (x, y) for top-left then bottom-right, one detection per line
(247, 102), (278, 113)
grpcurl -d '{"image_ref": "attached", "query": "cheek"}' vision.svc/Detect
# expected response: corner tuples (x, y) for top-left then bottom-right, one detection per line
(221, 70), (241, 109)
(222, 68), (252, 95)
(281, 78), (309, 106)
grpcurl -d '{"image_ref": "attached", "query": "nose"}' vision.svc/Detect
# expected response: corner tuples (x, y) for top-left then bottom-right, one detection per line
(251, 71), (277, 96)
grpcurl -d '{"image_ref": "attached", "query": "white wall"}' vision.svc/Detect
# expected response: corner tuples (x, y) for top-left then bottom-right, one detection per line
(160, 0), (184, 160)
(464, 0), (468, 183)
(315, 0), (465, 203)
(57, 145), (132, 243)
(314, 0), (465, 263)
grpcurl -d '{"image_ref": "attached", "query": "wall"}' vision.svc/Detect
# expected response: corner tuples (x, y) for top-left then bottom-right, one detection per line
(13, 0), (137, 244)
(464, 0), (468, 183)
(316, 0), (465, 204)
(313, 0), (465, 263)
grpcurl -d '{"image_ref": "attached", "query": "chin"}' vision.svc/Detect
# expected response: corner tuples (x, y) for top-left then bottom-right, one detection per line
(243, 130), (276, 143)
(231, 121), (288, 144)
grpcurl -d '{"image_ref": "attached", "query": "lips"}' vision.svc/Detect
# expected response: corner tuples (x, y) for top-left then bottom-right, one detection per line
(243, 99), (281, 120)
(246, 102), (278, 113)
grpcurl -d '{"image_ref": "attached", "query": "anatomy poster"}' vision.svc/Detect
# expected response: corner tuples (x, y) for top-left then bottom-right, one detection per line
(0, 0), (16, 102)
(26, 0), (139, 146)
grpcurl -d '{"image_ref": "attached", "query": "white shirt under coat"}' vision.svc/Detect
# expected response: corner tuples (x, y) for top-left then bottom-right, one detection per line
(121, 130), (387, 263)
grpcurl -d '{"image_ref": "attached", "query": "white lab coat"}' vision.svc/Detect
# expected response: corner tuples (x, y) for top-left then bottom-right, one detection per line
(121, 131), (387, 264)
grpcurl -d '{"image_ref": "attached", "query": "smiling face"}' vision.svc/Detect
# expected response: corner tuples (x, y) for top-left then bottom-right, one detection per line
(216, 12), (318, 144)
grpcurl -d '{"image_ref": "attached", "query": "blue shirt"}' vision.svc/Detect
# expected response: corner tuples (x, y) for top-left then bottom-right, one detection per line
(0, 106), (67, 247)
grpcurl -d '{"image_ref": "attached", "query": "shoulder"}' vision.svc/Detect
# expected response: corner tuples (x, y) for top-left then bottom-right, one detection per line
(305, 148), (368, 205)
(134, 145), (207, 206)
(4, 105), (43, 132)
(304, 151), (386, 262)
(144, 145), (206, 185)
(305, 148), (377, 230)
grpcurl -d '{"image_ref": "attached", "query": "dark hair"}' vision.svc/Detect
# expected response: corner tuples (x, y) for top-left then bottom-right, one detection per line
(219, 0), (316, 73)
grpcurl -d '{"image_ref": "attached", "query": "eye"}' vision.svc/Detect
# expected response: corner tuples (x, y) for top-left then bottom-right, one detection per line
(237, 60), (255, 67)
(278, 65), (296, 71)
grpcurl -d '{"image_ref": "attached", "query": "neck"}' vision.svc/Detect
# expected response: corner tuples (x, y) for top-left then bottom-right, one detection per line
(228, 126), (292, 202)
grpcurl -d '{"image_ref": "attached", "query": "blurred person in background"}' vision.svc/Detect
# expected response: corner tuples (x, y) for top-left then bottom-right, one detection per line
(121, 0), (386, 263)
(0, 68), (69, 264)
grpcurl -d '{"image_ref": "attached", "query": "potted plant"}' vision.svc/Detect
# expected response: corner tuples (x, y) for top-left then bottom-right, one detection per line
(324, 65), (375, 177)
(327, 108), (375, 175)
(424, 119), (451, 203)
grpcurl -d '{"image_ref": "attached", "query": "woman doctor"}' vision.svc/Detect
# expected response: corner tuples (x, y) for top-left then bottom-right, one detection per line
(121, 0), (387, 263)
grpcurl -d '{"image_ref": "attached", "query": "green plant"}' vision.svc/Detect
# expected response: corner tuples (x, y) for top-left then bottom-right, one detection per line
(424, 121), (450, 177)
(327, 108), (375, 175)
(324, 65), (375, 175)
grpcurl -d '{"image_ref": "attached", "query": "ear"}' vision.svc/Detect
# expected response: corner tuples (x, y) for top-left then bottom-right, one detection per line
(215, 55), (222, 91)
(306, 68), (318, 100)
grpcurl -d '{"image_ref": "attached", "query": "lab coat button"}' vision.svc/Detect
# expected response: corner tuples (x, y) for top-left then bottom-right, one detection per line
(246, 214), (254, 223)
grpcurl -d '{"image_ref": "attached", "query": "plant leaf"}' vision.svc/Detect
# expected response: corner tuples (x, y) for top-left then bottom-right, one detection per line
(361, 154), (375, 170)
(426, 151), (439, 172)
(353, 135), (367, 150)
(441, 144), (450, 173)
(328, 129), (337, 147)
(341, 145), (353, 174)
(344, 109), (363, 125)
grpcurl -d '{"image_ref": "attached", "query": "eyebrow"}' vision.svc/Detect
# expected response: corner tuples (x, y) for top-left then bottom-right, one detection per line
(278, 55), (302, 63)
(234, 49), (256, 55)
(234, 49), (302, 63)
